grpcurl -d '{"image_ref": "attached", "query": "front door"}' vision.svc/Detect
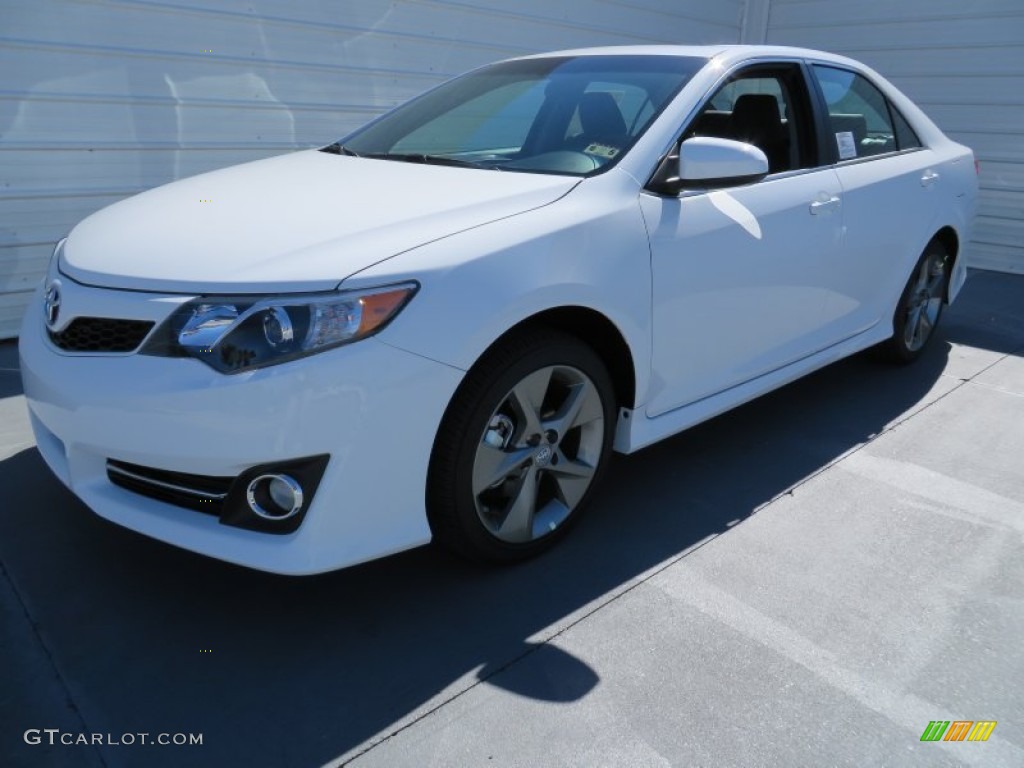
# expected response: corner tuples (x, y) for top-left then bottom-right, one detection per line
(643, 63), (844, 417)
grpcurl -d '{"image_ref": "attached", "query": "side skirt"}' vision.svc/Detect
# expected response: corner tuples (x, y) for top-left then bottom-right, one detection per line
(613, 325), (890, 454)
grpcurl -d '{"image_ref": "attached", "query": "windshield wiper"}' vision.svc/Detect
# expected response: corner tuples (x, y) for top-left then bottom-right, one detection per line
(320, 142), (360, 157)
(360, 152), (500, 170)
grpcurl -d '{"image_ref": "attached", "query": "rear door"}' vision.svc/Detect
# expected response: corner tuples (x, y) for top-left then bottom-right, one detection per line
(808, 64), (941, 339)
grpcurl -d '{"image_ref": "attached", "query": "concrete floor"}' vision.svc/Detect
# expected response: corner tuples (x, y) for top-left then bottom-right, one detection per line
(2, 270), (1022, 768)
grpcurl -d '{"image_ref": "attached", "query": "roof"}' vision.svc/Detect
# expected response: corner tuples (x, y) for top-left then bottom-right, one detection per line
(515, 44), (863, 70)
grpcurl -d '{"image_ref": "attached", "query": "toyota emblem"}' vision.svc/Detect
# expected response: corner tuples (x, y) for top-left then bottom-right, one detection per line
(44, 280), (62, 328)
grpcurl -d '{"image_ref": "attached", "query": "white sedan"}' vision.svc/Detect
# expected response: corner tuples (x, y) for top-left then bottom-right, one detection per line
(20, 45), (977, 574)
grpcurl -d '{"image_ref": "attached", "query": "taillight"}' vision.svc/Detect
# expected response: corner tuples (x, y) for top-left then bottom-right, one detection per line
(974, 156), (981, 176)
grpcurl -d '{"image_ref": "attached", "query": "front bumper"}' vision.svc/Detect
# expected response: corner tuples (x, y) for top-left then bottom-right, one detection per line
(19, 282), (463, 574)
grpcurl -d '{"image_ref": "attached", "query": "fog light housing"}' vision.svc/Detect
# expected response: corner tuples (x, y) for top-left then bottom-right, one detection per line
(221, 454), (330, 534)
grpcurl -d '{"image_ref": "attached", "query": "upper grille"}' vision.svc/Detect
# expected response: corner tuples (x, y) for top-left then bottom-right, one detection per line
(49, 317), (155, 353)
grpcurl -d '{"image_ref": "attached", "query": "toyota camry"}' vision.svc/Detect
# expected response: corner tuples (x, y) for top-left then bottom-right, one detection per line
(20, 45), (977, 573)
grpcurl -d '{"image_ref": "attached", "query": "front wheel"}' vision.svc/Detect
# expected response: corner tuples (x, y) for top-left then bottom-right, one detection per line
(427, 329), (616, 563)
(877, 240), (950, 363)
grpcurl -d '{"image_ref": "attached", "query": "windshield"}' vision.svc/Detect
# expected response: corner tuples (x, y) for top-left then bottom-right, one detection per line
(340, 55), (705, 176)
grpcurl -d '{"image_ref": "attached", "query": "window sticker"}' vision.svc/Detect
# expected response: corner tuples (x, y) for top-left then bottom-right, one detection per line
(583, 143), (620, 159)
(835, 131), (857, 160)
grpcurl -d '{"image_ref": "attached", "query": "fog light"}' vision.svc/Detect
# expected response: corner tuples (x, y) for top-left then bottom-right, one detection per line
(246, 473), (304, 520)
(221, 454), (328, 534)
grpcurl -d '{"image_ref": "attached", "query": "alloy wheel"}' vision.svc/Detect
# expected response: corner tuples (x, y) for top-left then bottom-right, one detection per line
(471, 365), (605, 543)
(903, 251), (946, 352)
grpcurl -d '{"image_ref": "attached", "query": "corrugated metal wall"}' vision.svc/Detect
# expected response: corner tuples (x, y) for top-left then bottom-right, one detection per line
(763, 0), (1024, 274)
(8, 1), (1018, 341)
(0, 0), (744, 339)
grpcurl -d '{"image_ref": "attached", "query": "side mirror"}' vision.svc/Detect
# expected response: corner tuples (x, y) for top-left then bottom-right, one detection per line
(680, 137), (769, 184)
(648, 137), (769, 195)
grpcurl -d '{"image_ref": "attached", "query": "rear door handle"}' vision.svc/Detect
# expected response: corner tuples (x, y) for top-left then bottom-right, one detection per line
(809, 195), (840, 215)
(921, 170), (940, 187)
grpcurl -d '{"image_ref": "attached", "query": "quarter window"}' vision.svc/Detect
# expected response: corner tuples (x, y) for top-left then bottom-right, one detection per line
(891, 106), (922, 151)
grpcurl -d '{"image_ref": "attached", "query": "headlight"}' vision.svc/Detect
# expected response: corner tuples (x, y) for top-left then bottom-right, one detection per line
(142, 282), (418, 373)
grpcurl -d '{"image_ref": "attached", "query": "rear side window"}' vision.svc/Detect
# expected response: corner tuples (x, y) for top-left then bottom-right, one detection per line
(811, 65), (921, 161)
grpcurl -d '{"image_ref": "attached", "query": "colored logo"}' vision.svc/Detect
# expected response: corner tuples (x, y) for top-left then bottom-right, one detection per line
(920, 720), (996, 742)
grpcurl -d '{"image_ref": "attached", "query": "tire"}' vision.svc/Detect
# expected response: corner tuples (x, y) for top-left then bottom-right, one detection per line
(877, 240), (950, 364)
(427, 328), (617, 563)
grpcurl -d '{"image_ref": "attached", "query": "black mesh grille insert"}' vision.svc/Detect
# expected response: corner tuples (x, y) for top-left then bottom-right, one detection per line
(49, 317), (155, 353)
(107, 459), (233, 516)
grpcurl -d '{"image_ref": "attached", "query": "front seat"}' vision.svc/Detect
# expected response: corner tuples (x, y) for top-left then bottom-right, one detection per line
(730, 94), (789, 173)
(572, 92), (628, 150)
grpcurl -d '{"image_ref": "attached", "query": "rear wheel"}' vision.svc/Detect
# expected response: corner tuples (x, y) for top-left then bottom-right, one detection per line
(878, 240), (950, 363)
(428, 329), (616, 563)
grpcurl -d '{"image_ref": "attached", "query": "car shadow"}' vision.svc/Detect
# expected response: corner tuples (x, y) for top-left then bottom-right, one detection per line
(1, 271), (1021, 768)
(940, 269), (1024, 357)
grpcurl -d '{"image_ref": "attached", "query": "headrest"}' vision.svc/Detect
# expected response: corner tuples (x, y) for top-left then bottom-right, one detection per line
(731, 94), (782, 126)
(579, 92), (628, 139)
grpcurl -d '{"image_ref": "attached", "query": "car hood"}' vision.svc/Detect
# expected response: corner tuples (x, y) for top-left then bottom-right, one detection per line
(60, 150), (580, 293)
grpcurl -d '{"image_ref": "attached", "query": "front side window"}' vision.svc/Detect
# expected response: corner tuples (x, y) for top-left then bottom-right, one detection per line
(811, 65), (921, 160)
(683, 65), (816, 174)
(342, 55), (705, 176)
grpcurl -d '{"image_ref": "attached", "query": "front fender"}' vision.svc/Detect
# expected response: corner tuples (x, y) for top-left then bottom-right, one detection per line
(345, 174), (654, 408)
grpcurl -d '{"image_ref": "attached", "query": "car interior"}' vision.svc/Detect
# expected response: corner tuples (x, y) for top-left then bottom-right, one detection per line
(684, 78), (801, 174)
(681, 68), (907, 170)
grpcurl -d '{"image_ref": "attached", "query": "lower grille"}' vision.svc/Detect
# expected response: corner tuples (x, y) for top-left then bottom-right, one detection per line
(49, 317), (155, 353)
(107, 459), (232, 515)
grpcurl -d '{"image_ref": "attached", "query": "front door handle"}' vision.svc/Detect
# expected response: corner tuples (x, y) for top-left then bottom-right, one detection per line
(921, 169), (940, 187)
(809, 195), (840, 215)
